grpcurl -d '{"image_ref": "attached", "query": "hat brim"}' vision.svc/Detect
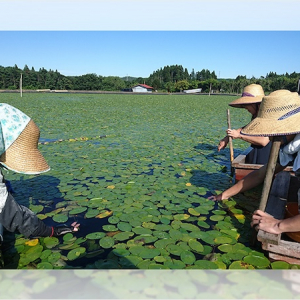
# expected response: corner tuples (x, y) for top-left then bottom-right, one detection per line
(241, 114), (300, 137)
(0, 148), (50, 174)
(229, 96), (263, 108)
(0, 119), (50, 174)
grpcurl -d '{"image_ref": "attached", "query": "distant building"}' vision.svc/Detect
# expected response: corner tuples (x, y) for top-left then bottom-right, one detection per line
(183, 88), (202, 94)
(132, 84), (154, 93)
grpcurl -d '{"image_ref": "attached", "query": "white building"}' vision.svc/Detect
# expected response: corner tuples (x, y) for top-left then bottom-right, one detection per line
(132, 84), (153, 93)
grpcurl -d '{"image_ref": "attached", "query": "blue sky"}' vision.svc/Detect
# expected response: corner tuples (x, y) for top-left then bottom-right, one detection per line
(1, 1), (300, 79)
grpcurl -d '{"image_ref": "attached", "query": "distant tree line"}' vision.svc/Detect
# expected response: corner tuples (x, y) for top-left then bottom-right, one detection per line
(0, 64), (299, 94)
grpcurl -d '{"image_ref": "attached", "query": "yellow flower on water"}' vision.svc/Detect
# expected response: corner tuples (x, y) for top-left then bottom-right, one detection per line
(107, 185), (115, 189)
(186, 183), (192, 186)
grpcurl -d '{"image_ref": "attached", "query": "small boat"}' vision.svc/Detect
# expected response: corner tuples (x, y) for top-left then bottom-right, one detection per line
(231, 146), (293, 182)
(257, 171), (300, 265)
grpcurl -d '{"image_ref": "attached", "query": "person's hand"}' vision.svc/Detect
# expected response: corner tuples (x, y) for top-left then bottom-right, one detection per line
(251, 210), (282, 234)
(208, 194), (223, 201)
(218, 140), (227, 151)
(226, 129), (241, 139)
(52, 221), (80, 237)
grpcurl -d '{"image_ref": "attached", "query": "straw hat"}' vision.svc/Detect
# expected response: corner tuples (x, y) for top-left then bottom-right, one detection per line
(241, 90), (300, 137)
(0, 103), (50, 174)
(229, 84), (265, 108)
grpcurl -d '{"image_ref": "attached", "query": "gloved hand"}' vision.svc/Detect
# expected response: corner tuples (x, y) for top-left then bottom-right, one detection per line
(51, 222), (80, 237)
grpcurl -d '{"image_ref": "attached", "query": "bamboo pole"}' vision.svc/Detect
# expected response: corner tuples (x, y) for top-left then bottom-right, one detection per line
(258, 136), (282, 211)
(250, 136), (282, 246)
(227, 109), (234, 163)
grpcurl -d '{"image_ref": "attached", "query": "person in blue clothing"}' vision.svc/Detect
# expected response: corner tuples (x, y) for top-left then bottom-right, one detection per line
(0, 103), (79, 243)
(218, 84), (271, 164)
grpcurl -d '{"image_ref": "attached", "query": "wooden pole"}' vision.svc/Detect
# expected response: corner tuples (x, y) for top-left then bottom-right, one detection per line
(20, 73), (23, 98)
(258, 136), (282, 211)
(227, 109), (234, 163)
(250, 136), (282, 246)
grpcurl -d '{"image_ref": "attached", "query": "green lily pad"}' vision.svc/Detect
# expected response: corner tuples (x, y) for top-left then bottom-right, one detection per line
(102, 225), (118, 232)
(40, 249), (52, 260)
(166, 244), (183, 256)
(117, 222), (132, 232)
(139, 248), (161, 259)
(67, 247), (86, 261)
(210, 215), (224, 222)
(52, 214), (68, 223)
(108, 216), (120, 224)
(169, 229), (183, 240)
(99, 236), (115, 248)
(86, 232), (106, 239)
(218, 244), (233, 253)
(43, 237), (59, 249)
(85, 209), (100, 218)
(37, 262), (53, 269)
(229, 261), (255, 269)
(69, 207), (87, 215)
(180, 223), (200, 232)
(48, 252), (61, 264)
(112, 248), (130, 257)
(194, 260), (219, 269)
(271, 261), (290, 269)
(243, 255), (270, 268)
(164, 259), (186, 269)
(114, 231), (134, 241)
(180, 250), (196, 265)
(188, 239), (204, 253)
(23, 245), (43, 263)
(197, 220), (210, 229)
(214, 236), (234, 244)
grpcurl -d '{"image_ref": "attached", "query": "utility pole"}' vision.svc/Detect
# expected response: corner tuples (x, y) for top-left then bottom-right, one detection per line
(20, 73), (23, 98)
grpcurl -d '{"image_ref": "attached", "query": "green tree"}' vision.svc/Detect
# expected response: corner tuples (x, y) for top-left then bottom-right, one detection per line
(175, 80), (189, 92)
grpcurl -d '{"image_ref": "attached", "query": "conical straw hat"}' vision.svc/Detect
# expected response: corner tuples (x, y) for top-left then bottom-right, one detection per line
(229, 84), (265, 108)
(0, 103), (50, 174)
(241, 90), (300, 137)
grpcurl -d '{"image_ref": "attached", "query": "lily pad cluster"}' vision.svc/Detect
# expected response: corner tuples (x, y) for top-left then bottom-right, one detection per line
(0, 93), (297, 269)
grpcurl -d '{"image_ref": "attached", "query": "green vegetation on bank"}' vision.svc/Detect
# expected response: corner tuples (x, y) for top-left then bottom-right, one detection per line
(0, 64), (299, 93)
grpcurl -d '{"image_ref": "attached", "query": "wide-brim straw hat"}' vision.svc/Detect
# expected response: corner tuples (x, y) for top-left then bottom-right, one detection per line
(229, 84), (265, 108)
(0, 103), (50, 174)
(241, 90), (300, 137)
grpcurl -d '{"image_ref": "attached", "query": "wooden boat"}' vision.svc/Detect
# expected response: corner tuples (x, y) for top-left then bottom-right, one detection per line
(257, 171), (300, 265)
(231, 146), (293, 182)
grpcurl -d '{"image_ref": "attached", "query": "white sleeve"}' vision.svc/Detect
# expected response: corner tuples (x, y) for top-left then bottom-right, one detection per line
(283, 133), (300, 154)
(0, 169), (8, 213)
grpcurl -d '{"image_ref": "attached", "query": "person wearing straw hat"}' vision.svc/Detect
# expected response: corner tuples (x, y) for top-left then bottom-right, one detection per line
(240, 90), (300, 233)
(0, 103), (79, 242)
(218, 84), (271, 164)
(209, 90), (298, 210)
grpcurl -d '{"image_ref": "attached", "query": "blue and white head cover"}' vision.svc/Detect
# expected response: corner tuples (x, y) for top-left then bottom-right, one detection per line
(0, 103), (30, 156)
(0, 103), (50, 174)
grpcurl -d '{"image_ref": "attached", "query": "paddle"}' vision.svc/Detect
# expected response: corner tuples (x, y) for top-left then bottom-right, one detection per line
(227, 109), (234, 175)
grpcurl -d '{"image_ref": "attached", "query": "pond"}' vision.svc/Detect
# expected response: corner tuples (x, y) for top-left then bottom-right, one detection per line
(0, 92), (296, 271)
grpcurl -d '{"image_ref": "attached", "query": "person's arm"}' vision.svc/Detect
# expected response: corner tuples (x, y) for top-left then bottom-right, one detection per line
(218, 136), (229, 151)
(208, 163), (285, 201)
(252, 210), (300, 234)
(227, 128), (270, 147)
